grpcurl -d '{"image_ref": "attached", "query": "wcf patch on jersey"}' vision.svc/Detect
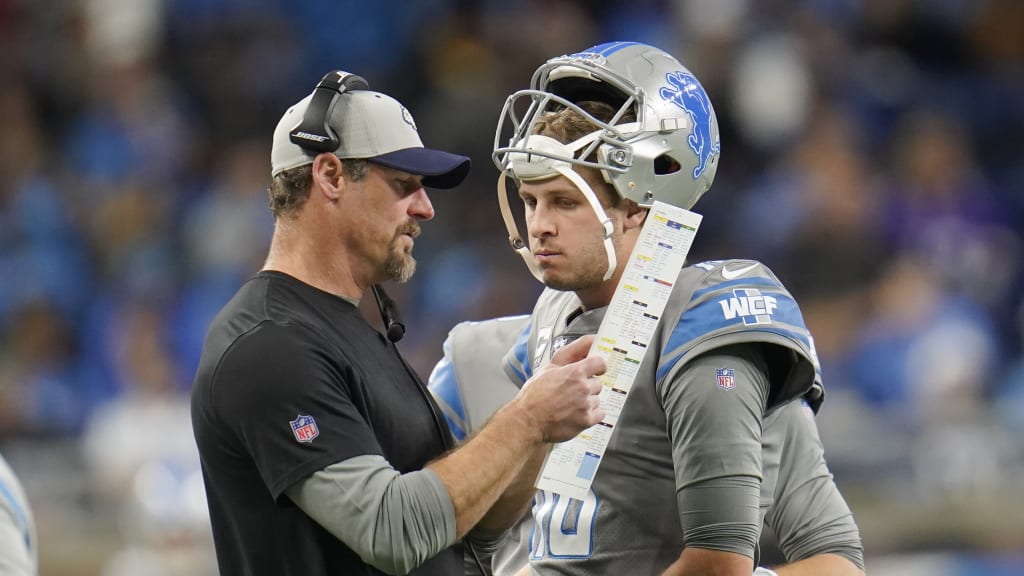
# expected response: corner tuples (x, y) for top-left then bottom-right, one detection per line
(290, 414), (319, 443)
(715, 368), (736, 391)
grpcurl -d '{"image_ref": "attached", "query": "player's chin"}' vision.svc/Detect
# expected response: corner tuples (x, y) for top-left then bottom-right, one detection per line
(539, 269), (578, 292)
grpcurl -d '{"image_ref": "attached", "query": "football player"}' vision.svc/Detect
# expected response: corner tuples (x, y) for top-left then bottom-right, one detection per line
(431, 41), (865, 576)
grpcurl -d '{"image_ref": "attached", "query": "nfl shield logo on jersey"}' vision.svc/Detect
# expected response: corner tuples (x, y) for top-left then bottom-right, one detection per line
(715, 368), (736, 391)
(290, 415), (319, 443)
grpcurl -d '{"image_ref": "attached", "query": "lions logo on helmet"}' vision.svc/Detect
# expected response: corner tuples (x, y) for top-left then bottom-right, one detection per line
(659, 71), (720, 180)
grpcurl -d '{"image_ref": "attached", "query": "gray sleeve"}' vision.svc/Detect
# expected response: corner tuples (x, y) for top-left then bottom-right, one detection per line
(661, 344), (770, 558)
(764, 402), (865, 569)
(284, 454), (458, 576)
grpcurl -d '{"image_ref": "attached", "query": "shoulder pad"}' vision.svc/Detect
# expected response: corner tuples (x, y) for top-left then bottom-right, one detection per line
(658, 259), (824, 404)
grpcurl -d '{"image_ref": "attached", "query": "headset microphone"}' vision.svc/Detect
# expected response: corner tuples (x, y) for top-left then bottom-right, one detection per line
(371, 285), (406, 343)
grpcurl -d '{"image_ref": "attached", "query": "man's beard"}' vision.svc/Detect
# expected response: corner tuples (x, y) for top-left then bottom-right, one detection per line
(385, 249), (415, 283)
(384, 221), (420, 283)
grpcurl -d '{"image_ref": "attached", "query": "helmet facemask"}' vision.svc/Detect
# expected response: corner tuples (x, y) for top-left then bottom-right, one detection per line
(496, 127), (620, 283)
(493, 42), (721, 283)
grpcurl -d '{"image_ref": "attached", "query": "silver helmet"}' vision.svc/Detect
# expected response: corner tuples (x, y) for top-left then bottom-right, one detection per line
(492, 42), (720, 282)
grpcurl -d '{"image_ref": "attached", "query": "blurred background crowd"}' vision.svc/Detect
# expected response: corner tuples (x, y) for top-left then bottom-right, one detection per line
(0, 0), (1022, 574)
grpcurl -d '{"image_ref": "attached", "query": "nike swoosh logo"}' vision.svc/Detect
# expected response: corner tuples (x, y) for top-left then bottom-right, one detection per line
(721, 262), (759, 280)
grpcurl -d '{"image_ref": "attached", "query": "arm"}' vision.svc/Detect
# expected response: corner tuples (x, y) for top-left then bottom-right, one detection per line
(426, 315), (538, 534)
(286, 456), (459, 575)
(474, 443), (545, 533)
(427, 316), (539, 575)
(662, 549), (752, 576)
(285, 336), (602, 575)
(763, 402), (865, 575)
(766, 554), (863, 576)
(660, 344), (773, 576)
(429, 333), (605, 538)
(461, 447), (543, 576)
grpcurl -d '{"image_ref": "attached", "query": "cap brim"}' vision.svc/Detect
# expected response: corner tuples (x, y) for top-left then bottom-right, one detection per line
(369, 148), (471, 189)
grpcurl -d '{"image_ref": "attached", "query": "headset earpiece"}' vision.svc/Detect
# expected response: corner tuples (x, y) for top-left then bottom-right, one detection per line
(289, 70), (370, 152)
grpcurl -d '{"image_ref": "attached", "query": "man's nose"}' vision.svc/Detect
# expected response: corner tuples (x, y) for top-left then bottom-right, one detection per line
(528, 203), (556, 237)
(409, 187), (435, 221)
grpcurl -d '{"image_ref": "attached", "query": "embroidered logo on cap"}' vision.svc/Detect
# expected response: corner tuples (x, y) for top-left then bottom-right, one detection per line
(401, 106), (417, 131)
(290, 415), (319, 443)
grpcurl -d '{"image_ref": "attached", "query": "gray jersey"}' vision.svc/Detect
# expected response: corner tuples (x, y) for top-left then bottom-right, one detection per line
(0, 453), (36, 576)
(429, 260), (862, 575)
(429, 315), (530, 441)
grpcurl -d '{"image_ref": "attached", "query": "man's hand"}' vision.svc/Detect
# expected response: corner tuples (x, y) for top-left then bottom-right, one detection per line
(428, 335), (605, 538)
(512, 335), (606, 443)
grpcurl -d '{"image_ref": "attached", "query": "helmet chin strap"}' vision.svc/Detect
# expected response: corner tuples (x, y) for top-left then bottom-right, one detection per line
(497, 131), (618, 284)
(497, 171), (545, 282)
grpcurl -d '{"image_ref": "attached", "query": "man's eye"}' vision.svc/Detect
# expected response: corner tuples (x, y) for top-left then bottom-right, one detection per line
(395, 179), (417, 194)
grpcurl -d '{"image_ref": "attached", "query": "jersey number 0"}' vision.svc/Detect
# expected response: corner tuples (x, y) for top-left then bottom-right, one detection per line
(529, 488), (599, 559)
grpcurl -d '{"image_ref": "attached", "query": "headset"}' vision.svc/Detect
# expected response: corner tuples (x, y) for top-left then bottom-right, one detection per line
(287, 71), (408, 344)
(288, 70), (370, 152)
(288, 67), (481, 573)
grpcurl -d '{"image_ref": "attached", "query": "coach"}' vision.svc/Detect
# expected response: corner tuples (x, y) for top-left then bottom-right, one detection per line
(190, 71), (606, 576)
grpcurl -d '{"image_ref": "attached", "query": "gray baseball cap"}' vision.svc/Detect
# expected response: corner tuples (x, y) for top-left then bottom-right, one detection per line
(271, 90), (471, 189)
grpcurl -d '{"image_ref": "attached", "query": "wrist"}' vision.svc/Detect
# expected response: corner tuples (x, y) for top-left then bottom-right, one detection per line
(492, 399), (545, 445)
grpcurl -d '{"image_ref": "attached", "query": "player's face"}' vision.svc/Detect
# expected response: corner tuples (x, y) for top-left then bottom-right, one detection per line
(519, 172), (625, 296)
(343, 164), (434, 284)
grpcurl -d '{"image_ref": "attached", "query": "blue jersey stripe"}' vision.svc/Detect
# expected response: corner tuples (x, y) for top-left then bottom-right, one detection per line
(442, 413), (466, 442)
(669, 284), (808, 351)
(656, 289), (810, 381)
(510, 322), (533, 383)
(657, 324), (813, 382)
(580, 41), (645, 57)
(423, 354), (468, 438)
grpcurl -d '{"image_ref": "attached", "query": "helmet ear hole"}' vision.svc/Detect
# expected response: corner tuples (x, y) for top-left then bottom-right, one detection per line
(654, 154), (682, 175)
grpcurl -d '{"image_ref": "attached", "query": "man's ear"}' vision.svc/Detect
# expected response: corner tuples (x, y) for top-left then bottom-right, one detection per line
(623, 199), (647, 231)
(311, 153), (344, 201)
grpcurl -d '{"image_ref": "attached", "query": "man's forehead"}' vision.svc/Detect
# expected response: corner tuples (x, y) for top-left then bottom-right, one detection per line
(519, 171), (613, 200)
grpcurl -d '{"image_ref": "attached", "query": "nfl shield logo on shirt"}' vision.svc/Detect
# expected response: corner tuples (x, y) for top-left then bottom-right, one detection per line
(290, 415), (319, 443)
(715, 368), (736, 391)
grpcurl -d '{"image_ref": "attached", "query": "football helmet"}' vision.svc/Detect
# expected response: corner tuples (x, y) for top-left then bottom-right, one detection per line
(493, 41), (720, 281)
